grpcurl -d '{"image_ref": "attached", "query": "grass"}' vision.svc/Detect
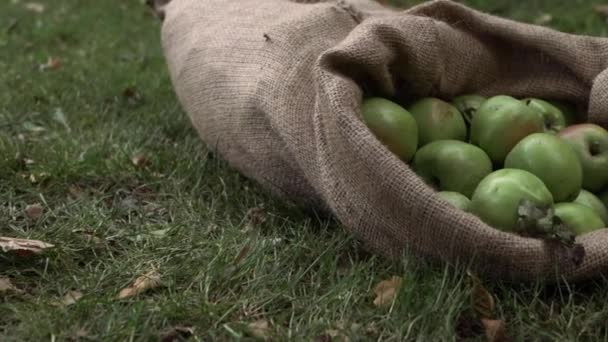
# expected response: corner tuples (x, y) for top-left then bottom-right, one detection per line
(1, 0), (607, 340)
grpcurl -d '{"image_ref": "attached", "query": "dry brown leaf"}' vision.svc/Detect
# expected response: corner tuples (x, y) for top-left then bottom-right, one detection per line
(24, 2), (45, 13)
(39, 56), (62, 71)
(117, 270), (161, 299)
(593, 5), (608, 16)
(57, 290), (83, 306)
(131, 154), (151, 168)
(373, 276), (402, 308)
(481, 318), (508, 342)
(25, 203), (43, 220)
(0, 237), (54, 257)
(469, 273), (495, 319)
(160, 326), (194, 342)
(248, 319), (270, 340)
(0, 276), (22, 294)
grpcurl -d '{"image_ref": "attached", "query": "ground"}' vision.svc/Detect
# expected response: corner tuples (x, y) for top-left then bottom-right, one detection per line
(1, 0), (607, 340)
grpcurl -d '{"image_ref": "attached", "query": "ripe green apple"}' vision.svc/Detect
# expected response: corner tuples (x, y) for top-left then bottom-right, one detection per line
(361, 97), (418, 162)
(504, 133), (582, 202)
(558, 124), (608, 192)
(554, 202), (605, 235)
(451, 94), (486, 126)
(470, 169), (553, 232)
(437, 191), (470, 211)
(413, 140), (492, 198)
(522, 98), (566, 134)
(599, 190), (608, 210)
(408, 97), (466, 146)
(470, 95), (544, 165)
(573, 189), (608, 224)
(546, 100), (581, 126)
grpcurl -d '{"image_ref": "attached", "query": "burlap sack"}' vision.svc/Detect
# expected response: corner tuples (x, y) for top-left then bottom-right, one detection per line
(156, 0), (608, 281)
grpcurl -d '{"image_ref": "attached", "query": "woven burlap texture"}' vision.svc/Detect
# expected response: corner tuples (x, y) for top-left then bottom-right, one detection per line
(159, 0), (608, 281)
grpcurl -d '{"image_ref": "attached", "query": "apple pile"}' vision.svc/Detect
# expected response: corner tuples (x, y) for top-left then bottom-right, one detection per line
(361, 95), (608, 242)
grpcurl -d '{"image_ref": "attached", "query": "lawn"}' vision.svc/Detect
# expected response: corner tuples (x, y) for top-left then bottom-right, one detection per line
(1, 0), (607, 340)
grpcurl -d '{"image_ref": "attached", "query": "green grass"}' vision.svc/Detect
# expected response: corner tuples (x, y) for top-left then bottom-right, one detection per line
(1, 0), (607, 340)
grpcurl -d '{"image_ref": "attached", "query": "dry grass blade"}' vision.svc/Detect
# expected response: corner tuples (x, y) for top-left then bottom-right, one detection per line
(117, 270), (161, 299)
(373, 276), (402, 308)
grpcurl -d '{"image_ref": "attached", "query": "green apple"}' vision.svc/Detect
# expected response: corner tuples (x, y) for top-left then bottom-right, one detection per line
(413, 140), (492, 198)
(522, 98), (566, 134)
(573, 189), (608, 224)
(504, 133), (582, 202)
(470, 95), (544, 165)
(554, 202), (605, 235)
(470, 169), (553, 232)
(599, 189), (608, 210)
(558, 124), (608, 192)
(361, 97), (418, 162)
(546, 100), (581, 126)
(437, 191), (470, 211)
(452, 94), (486, 126)
(408, 97), (466, 146)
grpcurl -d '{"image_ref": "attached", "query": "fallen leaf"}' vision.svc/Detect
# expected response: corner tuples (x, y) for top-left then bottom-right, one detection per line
(52, 108), (71, 132)
(24, 2), (45, 13)
(131, 153), (151, 168)
(593, 5), (608, 16)
(0, 276), (22, 294)
(160, 326), (194, 342)
(39, 56), (62, 71)
(481, 318), (508, 342)
(534, 13), (552, 25)
(117, 270), (161, 299)
(248, 319), (270, 340)
(373, 276), (402, 308)
(469, 272), (495, 319)
(0, 237), (54, 257)
(25, 203), (43, 220)
(59, 290), (83, 306)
